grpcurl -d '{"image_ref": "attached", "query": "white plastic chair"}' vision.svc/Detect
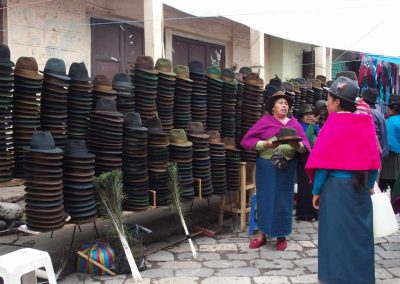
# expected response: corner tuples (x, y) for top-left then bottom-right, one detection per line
(0, 248), (57, 284)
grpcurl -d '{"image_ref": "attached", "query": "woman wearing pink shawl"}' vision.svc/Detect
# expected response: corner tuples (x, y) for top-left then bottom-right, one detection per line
(306, 77), (381, 284)
(241, 91), (310, 251)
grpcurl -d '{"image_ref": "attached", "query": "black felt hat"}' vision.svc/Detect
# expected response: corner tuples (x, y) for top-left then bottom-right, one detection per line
(388, 95), (400, 107)
(324, 76), (359, 104)
(23, 131), (63, 154)
(0, 44), (15, 68)
(42, 58), (71, 81)
(64, 139), (94, 158)
(123, 112), (148, 131)
(68, 62), (90, 81)
(362, 88), (378, 105)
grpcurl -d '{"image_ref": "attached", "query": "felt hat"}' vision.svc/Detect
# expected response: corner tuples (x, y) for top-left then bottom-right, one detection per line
(68, 62), (90, 81)
(388, 94), (400, 106)
(134, 55), (158, 74)
(239, 67), (252, 78)
(334, 71), (358, 84)
(41, 58), (71, 81)
(169, 129), (192, 147)
(123, 112), (148, 131)
(155, 58), (175, 76)
(14, 57), (43, 80)
(265, 91), (294, 114)
(324, 76), (359, 104)
(23, 131), (63, 154)
(189, 61), (206, 75)
(316, 75), (327, 84)
(244, 73), (263, 87)
(0, 44), (14, 67)
(112, 73), (133, 89)
(174, 65), (193, 82)
(93, 75), (117, 94)
(298, 103), (314, 116)
(64, 139), (94, 159)
(314, 100), (327, 115)
(362, 88), (378, 105)
(276, 127), (302, 143)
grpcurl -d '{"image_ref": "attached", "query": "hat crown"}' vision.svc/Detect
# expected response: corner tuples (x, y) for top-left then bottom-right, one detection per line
(94, 75), (112, 88)
(135, 56), (155, 71)
(222, 137), (236, 149)
(144, 118), (163, 130)
(245, 72), (263, 86)
(283, 82), (294, 92)
(64, 139), (90, 156)
(316, 75), (327, 84)
(277, 127), (298, 138)
(239, 66), (252, 76)
(189, 61), (204, 74)
(328, 76), (359, 102)
(294, 78), (306, 85)
(174, 65), (190, 80)
(311, 79), (322, 89)
(187, 122), (205, 134)
(155, 58), (173, 73)
(298, 103), (313, 116)
(123, 112), (144, 128)
(221, 68), (236, 84)
(362, 88), (378, 104)
(112, 72), (131, 88)
(0, 44), (11, 59)
(389, 94), (400, 106)
(44, 58), (68, 77)
(95, 98), (118, 112)
(29, 131), (57, 151)
(68, 62), (89, 80)
(169, 129), (189, 143)
(15, 57), (39, 73)
(292, 82), (300, 92)
(207, 66), (222, 78)
(207, 130), (222, 143)
(334, 71), (357, 82)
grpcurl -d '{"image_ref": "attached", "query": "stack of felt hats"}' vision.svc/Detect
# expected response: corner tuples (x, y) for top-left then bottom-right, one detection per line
(297, 78), (308, 108)
(112, 73), (135, 114)
(189, 61), (208, 127)
(122, 112), (149, 211)
(221, 69), (238, 138)
(207, 131), (227, 196)
(240, 73), (264, 162)
(67, 62), (93, 140)
(223, 137), (241, 192)
(130, 56), (158, 122)
(169, 129), (194, 198)
(88, 98), (123, 176)
(40, 58), (71, 149)
(12, 57), (43, 177)
(306, 81), (315, 105)
(144, 118), (170, 206)
(311, 79), (325, 102)
(206, 66), (224, 132)
(23, 131), (65, 231)
(155, 58), (175, 133)
(187, 122), (213, 197)
(92, 75), (117, 108)
(292, 82), (301, 117)
(283, 82), (296, 117)
(63, 139), (97, 224)
(235, 73), (244, 147)
(0, 44), (14, 181)
(173, 65), (192, 130)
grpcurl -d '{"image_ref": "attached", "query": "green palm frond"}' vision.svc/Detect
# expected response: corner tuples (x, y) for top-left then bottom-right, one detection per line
(167, 162), (188, 221)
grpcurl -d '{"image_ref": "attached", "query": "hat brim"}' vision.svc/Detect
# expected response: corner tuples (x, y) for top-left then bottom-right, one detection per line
(23, 146), (64, 154)
(14, 72), (44, 81)
(124, 126), (148, 132)
(64, 152), (95, 159)
(157, 70), (176, 76)
(0, 61), (15, 68)
(277, 137), (302, 144)
(324, 87), (356, 104)
(40, 71), (71, 81)
(135, 68), (159, 75)
(170, 141), (193, 147)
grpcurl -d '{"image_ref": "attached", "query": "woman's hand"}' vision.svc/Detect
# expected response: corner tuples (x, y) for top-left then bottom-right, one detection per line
(370, 188), (375, 195)
(312, 195), (320, 209)
(263, 140), (279, 149)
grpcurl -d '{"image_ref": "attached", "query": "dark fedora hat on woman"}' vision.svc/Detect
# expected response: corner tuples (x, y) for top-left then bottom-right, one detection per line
(64, 139), (94, 158)
(41, 58), (71, 81)
(68, 62), (90, 82)
(265, 91), (294, 114)
(0, 44), (14, 67)
(362, 88), (378, 105)
(123, 112), (148, 131)
(14, 57), (43, 80)
(23, 131), (63, 154)
(388, 94), (400, 106)
(324, 76), (359, 104)
(298, 103), (314, 116)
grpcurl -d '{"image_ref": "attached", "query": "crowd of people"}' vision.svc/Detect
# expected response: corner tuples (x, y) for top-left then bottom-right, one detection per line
(241, 71), (400, 284)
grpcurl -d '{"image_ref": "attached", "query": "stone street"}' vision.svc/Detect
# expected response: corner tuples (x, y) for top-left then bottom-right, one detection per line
(60, 215), (400, 284)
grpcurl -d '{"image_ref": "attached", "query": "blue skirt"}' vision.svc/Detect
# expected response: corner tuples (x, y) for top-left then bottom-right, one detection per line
(256, 156), (297, 237)
(318, 176), (375, 284)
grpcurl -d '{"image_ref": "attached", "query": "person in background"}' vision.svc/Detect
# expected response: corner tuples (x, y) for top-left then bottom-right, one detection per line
(313, 99), (327, 127)
(241, 91), (310, 251)
(295, 104), (319, 221)
(306, 76), (381, 284)
(380, 95), (400, 192)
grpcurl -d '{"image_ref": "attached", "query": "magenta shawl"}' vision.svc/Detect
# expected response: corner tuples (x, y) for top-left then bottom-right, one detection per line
(305, 112), (381, 182)
(240, 114), (311, 152)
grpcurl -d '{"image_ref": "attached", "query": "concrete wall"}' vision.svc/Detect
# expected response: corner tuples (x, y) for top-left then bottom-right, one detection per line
(267, 35), (312, 81)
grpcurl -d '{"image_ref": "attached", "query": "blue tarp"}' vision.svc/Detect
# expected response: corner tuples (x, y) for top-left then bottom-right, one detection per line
(365, 54), (400, 65)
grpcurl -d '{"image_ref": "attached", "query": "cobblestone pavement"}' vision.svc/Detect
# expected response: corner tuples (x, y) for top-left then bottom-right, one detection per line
(60, 215), (400, 284)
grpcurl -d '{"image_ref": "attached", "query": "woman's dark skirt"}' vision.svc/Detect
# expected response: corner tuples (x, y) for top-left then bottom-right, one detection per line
(296, 158), (318, 220)
(256, 156), (297, 237)
(318, 176), (374, 284)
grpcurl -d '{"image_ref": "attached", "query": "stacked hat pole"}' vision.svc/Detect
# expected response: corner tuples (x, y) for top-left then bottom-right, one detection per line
(169, 129), (194, 198)
(223, 137), (241, 192)
(187, 122), (213, 198)
(130, 56), (158, 123)
(311, 79), (325, 103)
(292, 82), (301, 117)
(67, 62), (93, 140)
(63, 140), (97, 224)
(122, 112), (150, 211)
(112, 73), (135, 114)
(206, 66), (223, 132)
(155, 58), (175, 133)
(298, 79), (308, 111)
(240, 73), (264, 162)
(306, 81), (315, 105)
(207, 131), (227, 196)
(92, 75), (117, 109)
(144, 118), (170, 206)
(282, 82), (296, 118)
(189, 61), (208, 127)
(221, 69), (238, 138)
(40, 58), (71, 149)
(12, 57), (43, 177)
(88, 98), (123, 176)
(234, 73), (244, 147)
(23, 131), (65, 231)
(0, 44), (14, 181)
(173, 65), (193, 130)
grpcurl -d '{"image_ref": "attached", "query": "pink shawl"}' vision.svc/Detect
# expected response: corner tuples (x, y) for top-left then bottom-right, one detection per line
(305, 112), (381, 182)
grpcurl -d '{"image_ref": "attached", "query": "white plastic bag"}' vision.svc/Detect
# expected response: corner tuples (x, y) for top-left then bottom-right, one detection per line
(371, 183), (399, 239)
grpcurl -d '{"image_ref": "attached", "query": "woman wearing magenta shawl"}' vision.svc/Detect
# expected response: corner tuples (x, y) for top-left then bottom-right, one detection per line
(306, 77), (381, 284)
(241, 91), (310, 251)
